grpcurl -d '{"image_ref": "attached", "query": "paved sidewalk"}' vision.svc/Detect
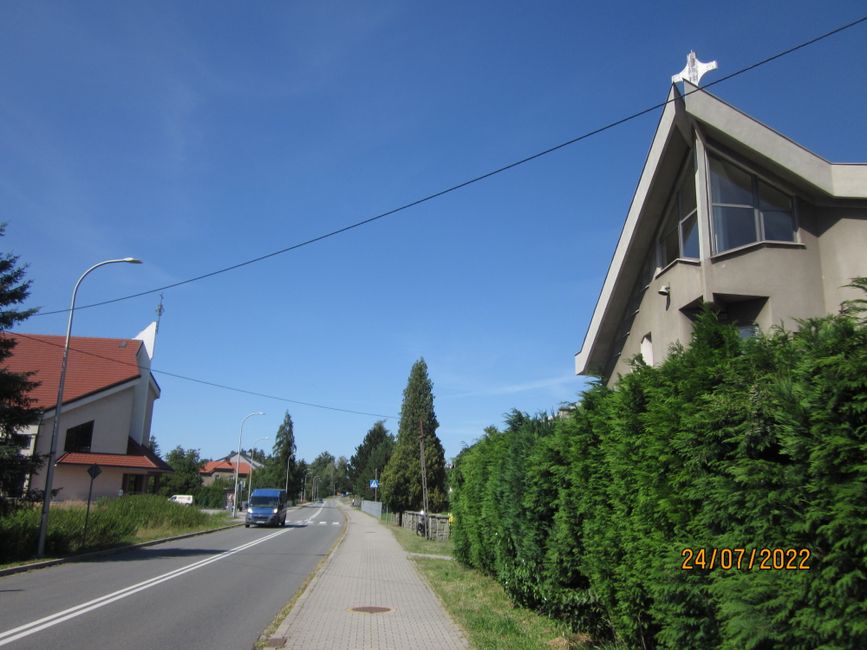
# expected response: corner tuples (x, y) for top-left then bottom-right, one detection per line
(271, 504), (468, 649)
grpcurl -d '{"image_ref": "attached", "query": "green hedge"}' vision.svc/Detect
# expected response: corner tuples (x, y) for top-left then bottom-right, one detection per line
(451, 306), (866, 648)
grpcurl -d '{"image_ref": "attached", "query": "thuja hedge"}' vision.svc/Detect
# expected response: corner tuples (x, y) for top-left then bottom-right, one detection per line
(450, 306), (866, 649)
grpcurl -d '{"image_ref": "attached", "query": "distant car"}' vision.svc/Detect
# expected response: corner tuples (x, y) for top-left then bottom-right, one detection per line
(168, 494), (194, 506)
(245, 488), (288, 527)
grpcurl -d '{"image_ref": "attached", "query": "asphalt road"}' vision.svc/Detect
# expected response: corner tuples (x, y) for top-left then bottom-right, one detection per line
(0, 500), (344, 650)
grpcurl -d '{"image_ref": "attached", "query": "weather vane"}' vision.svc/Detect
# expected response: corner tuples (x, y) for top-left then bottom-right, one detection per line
(672, 51), (718, 86)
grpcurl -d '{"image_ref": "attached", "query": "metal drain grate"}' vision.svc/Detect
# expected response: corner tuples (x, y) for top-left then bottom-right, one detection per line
(350, 606), (392, 614)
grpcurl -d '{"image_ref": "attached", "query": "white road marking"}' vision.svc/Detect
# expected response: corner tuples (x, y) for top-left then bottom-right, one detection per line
(300, 504), (325, 526)
(0, 528), (291, 646)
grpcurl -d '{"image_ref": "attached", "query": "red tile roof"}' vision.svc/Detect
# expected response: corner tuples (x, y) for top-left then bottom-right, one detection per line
(56, 437), (173, 472)
(1, 333), (143, 410)
(200, 459), (252, 476)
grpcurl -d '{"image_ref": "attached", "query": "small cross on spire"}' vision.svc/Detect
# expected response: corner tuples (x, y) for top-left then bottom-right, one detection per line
(672, 51), (718, 86)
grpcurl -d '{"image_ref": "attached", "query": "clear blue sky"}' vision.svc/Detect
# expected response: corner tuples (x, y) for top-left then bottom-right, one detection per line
(3, 2), (866, 465)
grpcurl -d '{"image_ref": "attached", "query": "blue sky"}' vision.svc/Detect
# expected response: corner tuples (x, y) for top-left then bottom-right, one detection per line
(3, 2), (866, 465)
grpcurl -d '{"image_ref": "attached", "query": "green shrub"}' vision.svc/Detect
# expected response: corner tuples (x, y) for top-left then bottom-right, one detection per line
(451, 300), (867, 648)
(0, 494), (218, 563)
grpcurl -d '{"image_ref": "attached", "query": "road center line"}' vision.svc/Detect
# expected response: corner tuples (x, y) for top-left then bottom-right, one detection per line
(0, 528), (291, 646)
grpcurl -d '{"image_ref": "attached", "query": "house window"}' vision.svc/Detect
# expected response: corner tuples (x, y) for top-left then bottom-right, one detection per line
(658, 159), (699, 267)
(65, 421), (94, 453)
(122, 474), (145, 494)
(737, 323), (759, 340)
(709, 155), (796, 254)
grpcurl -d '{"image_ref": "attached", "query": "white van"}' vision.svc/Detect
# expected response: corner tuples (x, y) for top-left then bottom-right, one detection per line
(168, 494), (194, 506)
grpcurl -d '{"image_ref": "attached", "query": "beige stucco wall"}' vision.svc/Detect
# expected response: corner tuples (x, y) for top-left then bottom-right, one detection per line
(608, 205), (866, 387)
(815, 207), (867, 312)
(48, 466), (127, 501)
(30, 385), (137, 500)
(34, 385), (137, 458)
(609, 260), (703, 384)
(705, 244), (825, 329)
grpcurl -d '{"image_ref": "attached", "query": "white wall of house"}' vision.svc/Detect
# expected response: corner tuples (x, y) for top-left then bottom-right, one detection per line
(34, 384), (137, 457)
(29, 383), (137, 500)
(48, 466), (127, 501)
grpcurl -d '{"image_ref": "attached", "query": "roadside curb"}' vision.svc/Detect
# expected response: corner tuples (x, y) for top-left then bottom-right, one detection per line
(0, 519), (244, 578)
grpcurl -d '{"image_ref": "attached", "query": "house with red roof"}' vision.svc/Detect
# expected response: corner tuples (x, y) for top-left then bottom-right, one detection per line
(199, 453), (263, 486)
(2, 322), (171, 501)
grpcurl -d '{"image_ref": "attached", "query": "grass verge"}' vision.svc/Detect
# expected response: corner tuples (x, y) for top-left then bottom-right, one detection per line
(388, 523), (620, 650)
(0, 495), (236, 565)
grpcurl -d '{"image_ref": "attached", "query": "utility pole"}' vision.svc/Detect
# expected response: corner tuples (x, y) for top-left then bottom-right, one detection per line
(419, 419), (429, 538)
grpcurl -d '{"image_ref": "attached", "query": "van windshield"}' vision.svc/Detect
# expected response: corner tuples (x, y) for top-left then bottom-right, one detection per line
(250, 496), (280, 507)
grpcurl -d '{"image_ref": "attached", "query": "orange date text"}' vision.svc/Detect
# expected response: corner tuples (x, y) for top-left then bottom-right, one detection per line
(680, 547), (811, 571)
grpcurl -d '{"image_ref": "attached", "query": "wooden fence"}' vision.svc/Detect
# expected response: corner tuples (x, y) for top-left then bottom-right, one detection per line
(400, 510), (450, 542)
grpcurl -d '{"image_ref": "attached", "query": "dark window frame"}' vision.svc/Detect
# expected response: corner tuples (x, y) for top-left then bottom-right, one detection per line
(64, 421), (94, 453)
(708, 151), (798, 255)
(657, 155), (700, 268)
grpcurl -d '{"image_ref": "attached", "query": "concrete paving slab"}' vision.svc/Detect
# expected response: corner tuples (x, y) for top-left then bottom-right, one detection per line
(273, 504), (468, 649)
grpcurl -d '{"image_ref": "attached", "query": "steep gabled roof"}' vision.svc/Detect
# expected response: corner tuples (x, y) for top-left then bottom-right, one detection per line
(575, 83), (867, 378)
(2, 333), (144, 410)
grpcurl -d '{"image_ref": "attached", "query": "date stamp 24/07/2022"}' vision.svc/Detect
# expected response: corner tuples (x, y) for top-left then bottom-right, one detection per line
(680, 547), (811, 571)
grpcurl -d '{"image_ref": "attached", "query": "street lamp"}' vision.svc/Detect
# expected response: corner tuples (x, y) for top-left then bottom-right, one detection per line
(303, 471), (309, 503)
(37, 257), (143, 558)
(246, 435), (270, 505)
(312, 476), (320, 502)
(232, 411), (264, 519)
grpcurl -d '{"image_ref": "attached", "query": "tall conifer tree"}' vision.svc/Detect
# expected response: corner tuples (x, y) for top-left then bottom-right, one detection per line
(381, 358), (447, 512)
(349, 420), (394, 497)
(0, 225), (42, 499)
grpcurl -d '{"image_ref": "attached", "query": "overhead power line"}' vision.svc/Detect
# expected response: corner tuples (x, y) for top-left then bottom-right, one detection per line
(9, 332), (397, 419)
(33, 13), (867, 318)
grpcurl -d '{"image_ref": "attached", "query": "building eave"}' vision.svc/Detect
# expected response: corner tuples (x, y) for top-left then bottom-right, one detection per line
(575, 85), (684, 376)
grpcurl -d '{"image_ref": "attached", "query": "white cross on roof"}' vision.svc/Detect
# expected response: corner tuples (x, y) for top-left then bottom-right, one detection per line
(672, 51), (718, 85)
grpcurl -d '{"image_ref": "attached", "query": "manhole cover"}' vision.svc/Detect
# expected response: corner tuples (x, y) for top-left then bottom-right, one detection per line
(350, 606), (392, 614)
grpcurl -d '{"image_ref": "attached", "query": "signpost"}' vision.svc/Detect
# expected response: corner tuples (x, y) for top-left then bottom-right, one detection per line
(83, 464), (102, 547)
(369, 478), (379, 502)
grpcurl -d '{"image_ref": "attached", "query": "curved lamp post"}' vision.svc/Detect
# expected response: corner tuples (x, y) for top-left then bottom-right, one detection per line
(245, 435), (270, 506)
(37, 257), (143, 558)
(232, 411), (264, 518)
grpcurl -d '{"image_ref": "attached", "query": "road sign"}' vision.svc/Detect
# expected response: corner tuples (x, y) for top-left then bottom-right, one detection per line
(87, 464), (102, 479)
(369, 479), (379, 489)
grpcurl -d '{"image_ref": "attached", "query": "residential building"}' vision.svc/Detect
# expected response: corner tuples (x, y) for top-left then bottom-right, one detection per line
(576, 76), (867, 386)
(3, 323), (171, 500)
(199, 453), (263, 487)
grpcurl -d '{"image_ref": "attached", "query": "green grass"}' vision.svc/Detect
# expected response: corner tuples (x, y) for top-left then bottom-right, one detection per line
(386, 522), (613, 650)
(0, 495), (236, 565)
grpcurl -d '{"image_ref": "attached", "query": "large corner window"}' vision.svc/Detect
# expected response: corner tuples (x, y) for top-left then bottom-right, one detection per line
(709, 155), (796, 254)
(658, 159), (699, 268)
(65, 421), (94, 453)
